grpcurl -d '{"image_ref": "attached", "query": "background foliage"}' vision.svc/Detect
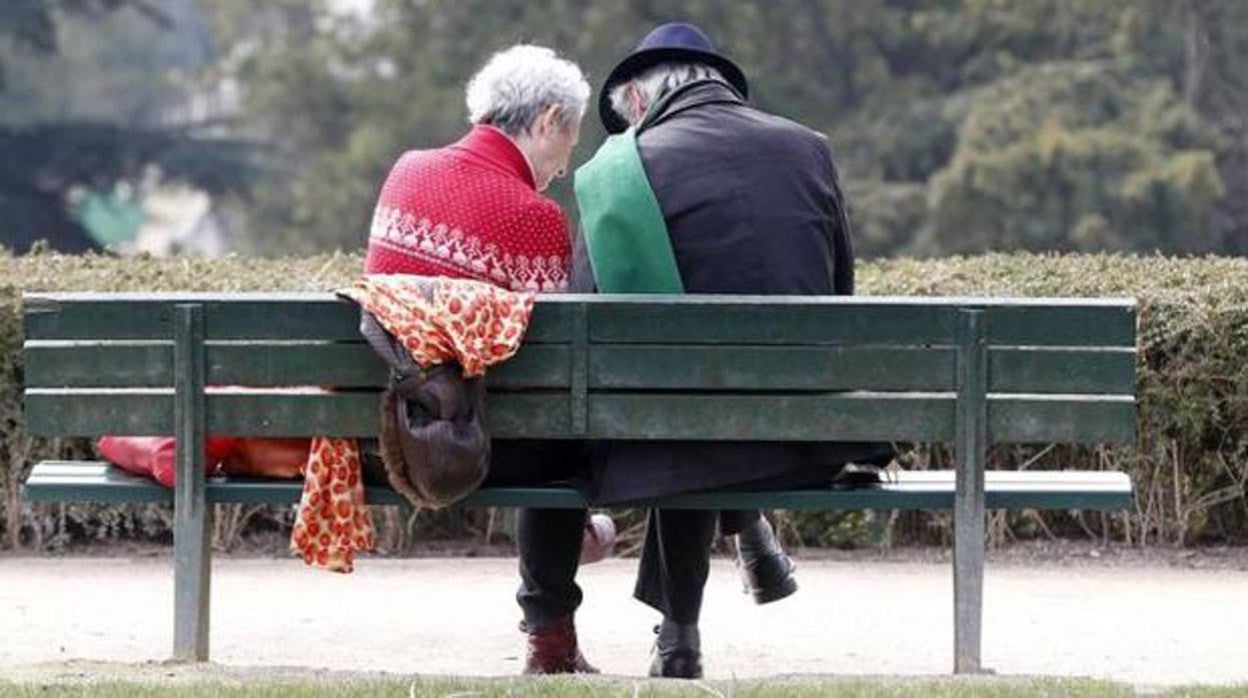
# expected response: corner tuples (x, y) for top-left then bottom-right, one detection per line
(3, 1), (1246, 258)
(0, 0), (260, 252)
(200, 0), (1248, 258)
(1, 252), (1244, 552)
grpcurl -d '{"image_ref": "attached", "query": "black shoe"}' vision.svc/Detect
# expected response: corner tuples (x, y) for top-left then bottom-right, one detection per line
(734, 516), (798, 605)
(648, 621), (702, 679)
(736, 548), (798, 604)
(830, 462), (886, 488)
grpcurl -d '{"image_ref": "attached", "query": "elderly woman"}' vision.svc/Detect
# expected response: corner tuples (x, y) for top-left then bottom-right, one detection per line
(364, 45), (601, 674)
(365, 44), (586, 290)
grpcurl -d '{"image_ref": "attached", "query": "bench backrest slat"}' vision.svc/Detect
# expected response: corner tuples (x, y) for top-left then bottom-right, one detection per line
(22, 293), (1137, 446)
(24, 342), (572, 390)
(25, 342), (1136, 395)
(25, 294), (1136, 346)
(20, 389), (1135, 443)
(23, 295), (575, 343)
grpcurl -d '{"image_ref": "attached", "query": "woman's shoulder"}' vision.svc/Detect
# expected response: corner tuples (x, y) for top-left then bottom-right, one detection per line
(509, 191), (570, 238)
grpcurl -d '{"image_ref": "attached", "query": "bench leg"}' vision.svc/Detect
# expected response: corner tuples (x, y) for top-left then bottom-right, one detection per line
(953, 309), (987, 674)
(172, 303), (210, 662)
(953, 475), (984, 673)
(174, 496), (212, 661)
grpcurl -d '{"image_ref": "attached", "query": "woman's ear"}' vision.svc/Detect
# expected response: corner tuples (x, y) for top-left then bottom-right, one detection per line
(538, 104), (563, 137)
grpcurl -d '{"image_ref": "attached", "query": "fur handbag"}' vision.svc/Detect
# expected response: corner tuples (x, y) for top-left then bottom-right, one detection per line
(361, 312), (490, 509)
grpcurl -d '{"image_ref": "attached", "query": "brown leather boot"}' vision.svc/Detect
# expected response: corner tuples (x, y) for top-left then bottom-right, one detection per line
(522, 616), (600, 675)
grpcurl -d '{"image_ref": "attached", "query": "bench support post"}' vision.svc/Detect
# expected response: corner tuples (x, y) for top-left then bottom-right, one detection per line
(953, 309), (987, 674)
(173, 304), (211, 662)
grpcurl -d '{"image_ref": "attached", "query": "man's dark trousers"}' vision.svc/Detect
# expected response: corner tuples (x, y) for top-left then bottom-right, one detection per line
(486, 441), (722, 628)
(631, 465), (844, 622)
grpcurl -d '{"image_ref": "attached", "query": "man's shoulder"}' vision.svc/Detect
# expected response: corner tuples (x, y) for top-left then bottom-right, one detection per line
(739, 105), (829, 148)
(644, 101), (830, 157)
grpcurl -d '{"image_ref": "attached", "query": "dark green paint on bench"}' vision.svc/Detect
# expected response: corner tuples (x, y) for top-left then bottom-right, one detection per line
(23, 462), (1133, 511)
(23, 294), (574, 343)
(23, 293), (1135, 347)
(988, 347), (1136, 394)
(954, 309), (988, 673)
(23, 341), (571, 389)
(172, 304), (210, 662)
(24, 341), (1137, 395)
(22, 389), (1134, 443)
(589, 345), (957, 391)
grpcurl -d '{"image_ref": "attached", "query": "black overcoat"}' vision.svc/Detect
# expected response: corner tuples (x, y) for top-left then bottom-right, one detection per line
(574, 79), (888, 504)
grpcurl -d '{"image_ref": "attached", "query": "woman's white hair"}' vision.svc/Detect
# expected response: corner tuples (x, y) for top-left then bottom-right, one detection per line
(609, 62), (724, 125)
(466, 44), (590, 137)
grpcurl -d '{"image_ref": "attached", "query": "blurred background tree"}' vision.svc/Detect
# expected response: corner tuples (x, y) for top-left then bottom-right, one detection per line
(4, 0), (1246, 257)
(0, 0), (259, 253)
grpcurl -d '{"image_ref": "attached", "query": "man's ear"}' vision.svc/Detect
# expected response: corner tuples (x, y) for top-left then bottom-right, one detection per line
(628, 85), (648, 123)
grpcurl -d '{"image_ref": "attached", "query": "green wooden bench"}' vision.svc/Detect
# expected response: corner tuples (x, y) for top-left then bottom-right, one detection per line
(21, 292), (1136, 674)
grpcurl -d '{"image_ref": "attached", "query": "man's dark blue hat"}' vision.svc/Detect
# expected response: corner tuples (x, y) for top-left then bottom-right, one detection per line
(599, 22), (749, 134)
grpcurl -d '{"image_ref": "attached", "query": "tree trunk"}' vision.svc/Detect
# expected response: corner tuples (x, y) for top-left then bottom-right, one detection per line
(1181, 0), (1210, 106)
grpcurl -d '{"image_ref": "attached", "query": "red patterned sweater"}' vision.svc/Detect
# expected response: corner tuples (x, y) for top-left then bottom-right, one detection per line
(365, 125), (571, 292)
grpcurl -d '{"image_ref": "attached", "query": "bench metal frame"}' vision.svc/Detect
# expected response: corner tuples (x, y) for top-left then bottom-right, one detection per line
(21, 293), (1138, 673)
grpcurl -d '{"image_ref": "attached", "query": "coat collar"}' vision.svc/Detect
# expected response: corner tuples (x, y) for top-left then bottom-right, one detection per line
(450, 124), (537, 189)
(638, 78), (745, 133)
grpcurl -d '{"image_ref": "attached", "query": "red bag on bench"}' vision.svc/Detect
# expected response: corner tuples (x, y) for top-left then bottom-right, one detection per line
(221, 438), (309, 479)
(95, 436), (239, 488)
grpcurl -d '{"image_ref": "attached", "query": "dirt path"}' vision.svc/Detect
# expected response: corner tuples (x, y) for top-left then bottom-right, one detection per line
(0, 555), (1245, 687)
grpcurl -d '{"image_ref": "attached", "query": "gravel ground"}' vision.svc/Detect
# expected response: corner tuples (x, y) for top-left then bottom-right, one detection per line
(0, 552), (1245, 688)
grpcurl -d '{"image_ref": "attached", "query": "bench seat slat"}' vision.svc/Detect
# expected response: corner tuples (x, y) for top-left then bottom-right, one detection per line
(23, 462), (1133, 510)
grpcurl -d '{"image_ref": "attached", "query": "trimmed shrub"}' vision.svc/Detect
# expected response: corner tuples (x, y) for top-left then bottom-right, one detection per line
(1, 251), (1245, 551)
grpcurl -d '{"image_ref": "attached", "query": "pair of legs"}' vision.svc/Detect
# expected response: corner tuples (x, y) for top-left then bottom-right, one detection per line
(489, 440), (805, 677)
(632, 509), (770, 623)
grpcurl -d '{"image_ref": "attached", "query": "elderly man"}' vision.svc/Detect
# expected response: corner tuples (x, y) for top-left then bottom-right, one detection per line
(574, 23), (891, 678)
(362, 45), (608, 674)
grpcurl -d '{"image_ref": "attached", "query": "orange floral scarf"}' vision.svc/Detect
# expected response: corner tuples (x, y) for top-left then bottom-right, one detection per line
(291, 276), (535, 572)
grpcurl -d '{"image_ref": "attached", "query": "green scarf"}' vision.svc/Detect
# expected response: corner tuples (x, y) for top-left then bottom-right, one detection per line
(573, 127), (683, 293)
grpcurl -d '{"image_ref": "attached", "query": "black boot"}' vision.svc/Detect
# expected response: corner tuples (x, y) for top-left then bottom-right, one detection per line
(734, 515), (798, 605)
(648, 619), (702, 679)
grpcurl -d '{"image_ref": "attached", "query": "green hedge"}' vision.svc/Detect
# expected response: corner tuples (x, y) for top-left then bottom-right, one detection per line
(1, 251), (1245, 551)
(858, 253), (1248, 548)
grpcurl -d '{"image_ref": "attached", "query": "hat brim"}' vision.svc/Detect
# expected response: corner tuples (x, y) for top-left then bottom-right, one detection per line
(598, 47), (749, 134)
